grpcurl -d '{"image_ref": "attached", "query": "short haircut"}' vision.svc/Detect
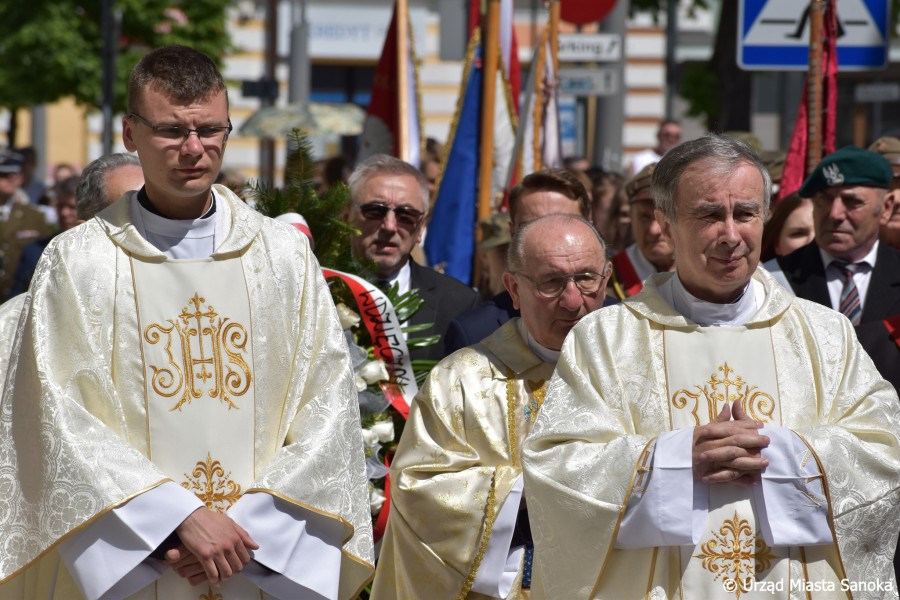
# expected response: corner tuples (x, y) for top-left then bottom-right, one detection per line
(128, 45), (227, 114)
(76, 153), (141, 220)
(507, 168), (592, 224)
(348, 154), (430, 212)
(651, 134), (772, 223)
(507, 214), (608, 273)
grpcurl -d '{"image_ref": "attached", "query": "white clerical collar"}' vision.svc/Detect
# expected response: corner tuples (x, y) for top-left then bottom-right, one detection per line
(382, 260), (412, 295)
(819, 240), (879, 271)
(660, 271), (764, 327)
(131, 188), (229, 259)
(516, 318), (561, 364)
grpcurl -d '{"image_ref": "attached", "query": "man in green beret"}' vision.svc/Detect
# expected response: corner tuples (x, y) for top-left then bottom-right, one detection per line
(775, 145), (900, 392)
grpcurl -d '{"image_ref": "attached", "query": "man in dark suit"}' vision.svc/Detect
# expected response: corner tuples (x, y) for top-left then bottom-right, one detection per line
(444, 168), (599, 355)
(776, 146), (900, 393)
(348, 154), (478, 361)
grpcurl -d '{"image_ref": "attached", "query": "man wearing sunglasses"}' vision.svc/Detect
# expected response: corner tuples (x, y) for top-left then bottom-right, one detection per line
(347, 154), (479, 361)
(0, 46), (373, 599)
(372, 214), (609, 598)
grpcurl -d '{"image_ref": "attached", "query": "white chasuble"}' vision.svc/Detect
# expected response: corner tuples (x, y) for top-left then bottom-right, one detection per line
(664, 327), (789, 599)
(131, 257), (260, 599)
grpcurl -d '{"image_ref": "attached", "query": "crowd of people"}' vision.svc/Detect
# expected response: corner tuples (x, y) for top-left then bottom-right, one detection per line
(0, 43), (899, 600)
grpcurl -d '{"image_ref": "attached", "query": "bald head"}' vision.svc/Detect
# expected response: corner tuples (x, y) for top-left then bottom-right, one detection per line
(504, 215), (610, 350)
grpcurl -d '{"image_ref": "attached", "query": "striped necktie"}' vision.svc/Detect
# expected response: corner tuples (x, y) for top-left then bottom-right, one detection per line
(831, 261), (862, 325)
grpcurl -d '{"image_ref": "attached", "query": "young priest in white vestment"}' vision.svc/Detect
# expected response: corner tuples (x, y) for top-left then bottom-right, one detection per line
(523, 135), (900, 599)
(0, 46), (373, 600)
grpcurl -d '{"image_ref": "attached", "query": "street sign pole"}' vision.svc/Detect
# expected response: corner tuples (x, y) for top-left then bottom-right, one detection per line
(592, 0), (625, 170)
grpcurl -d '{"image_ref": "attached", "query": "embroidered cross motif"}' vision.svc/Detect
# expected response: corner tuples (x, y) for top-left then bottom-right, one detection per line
(694, 512), (777, 598)
(182, 453), (243, 513)
(671, 362), (776, 426)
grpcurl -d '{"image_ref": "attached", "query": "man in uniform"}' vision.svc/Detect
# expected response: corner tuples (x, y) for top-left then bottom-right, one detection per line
(608, 162), (675, 299)
(0, 45), (373, 600)
(0, 149), (52, 300)
(372, 214), (611, 599)
(523, 136), (900, 598)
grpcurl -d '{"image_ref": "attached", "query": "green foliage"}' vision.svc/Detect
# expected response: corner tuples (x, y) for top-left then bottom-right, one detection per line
(0, 0), (230, 112)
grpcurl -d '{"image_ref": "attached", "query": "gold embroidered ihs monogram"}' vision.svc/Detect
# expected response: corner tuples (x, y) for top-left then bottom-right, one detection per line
(182, 453), (243, 513)
(144, 292), (252, 411)
(694, 512), (777, 598)
(671, 362), (775, 426)
(524, 379), (547, 423)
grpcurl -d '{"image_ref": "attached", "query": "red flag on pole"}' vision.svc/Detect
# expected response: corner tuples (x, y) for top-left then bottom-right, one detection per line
(358, 2), (423, 166)
(777, 0), (837, 202)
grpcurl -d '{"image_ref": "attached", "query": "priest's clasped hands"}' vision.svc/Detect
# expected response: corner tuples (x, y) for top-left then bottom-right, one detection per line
(692, 400), (770, 485)
(163, 507), (260, 587)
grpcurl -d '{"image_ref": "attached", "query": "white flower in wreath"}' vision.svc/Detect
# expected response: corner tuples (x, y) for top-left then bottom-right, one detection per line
(369, 486), (386, 516)
(369, 419), (395, 443)
(335, 302), (361, 330)
(361, 428), (380, 449)
(359, 359), (390, 385)
(354, 375), (368, 392)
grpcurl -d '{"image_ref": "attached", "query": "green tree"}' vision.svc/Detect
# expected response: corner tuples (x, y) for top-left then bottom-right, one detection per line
(0, 0), (231, 128)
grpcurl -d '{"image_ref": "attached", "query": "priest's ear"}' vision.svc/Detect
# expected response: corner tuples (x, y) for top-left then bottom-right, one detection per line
(503, 271), (522, 310)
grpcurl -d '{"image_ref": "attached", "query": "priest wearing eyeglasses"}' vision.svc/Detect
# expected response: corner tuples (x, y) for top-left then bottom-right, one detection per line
(347, 154), (478, 361)
(0, 45), (374, 600)
(371, 214), (610, 599)
(522, 135), (900, 599)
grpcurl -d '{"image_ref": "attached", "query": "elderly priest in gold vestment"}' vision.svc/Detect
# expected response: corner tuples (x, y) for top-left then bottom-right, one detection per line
(0, 46), (373, 600)
(522, 136), (900, 599)
(371, 215), (611, 599)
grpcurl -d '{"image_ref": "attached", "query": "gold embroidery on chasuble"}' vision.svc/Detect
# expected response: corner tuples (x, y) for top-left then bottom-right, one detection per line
(143, 292), (252, 411)
(671, 362), (776, 427)
(132, 258), (261, 600)
(694, 512), (777, 598)
(664, 328), (788, 599)
(524, 378), (546, 424)
(182, 452), (244, 513)
(199, 587), (224, 600)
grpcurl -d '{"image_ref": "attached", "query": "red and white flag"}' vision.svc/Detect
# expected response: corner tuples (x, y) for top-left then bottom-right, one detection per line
(358, 2), (423, 167)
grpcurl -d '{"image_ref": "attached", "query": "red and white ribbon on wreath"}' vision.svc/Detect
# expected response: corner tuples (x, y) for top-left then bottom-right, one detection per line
(322, 268), (417, 418)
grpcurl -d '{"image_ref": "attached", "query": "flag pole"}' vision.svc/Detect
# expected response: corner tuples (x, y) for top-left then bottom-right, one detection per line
(477, 0), (501, 223)
(396, 0), (410, 163)
(549, 0), (560, 86)
(806, 0), (825, 172)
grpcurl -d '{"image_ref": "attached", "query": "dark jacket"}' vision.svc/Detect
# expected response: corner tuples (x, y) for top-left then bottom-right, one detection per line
(407, 260), (479, 361)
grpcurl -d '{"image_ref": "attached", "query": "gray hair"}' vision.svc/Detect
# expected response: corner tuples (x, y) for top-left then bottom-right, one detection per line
(508, 214), (608, 273)
(76, 153), (141, 220)
(348, 154), (430, 212)
(651, 134), (772, 223)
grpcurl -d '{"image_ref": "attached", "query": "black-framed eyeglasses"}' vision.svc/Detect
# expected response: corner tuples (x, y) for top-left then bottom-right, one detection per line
(354, 202), (425, 228)
(128, 112), (233, 144)
(513, 269), (610, 298)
